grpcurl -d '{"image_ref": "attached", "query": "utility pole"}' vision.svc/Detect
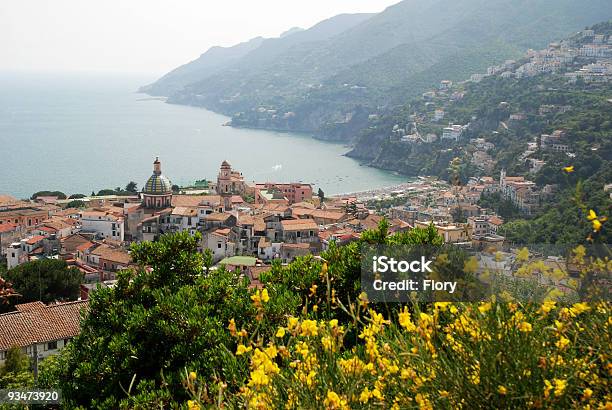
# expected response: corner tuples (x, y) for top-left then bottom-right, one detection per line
(32, 340), (39, 385)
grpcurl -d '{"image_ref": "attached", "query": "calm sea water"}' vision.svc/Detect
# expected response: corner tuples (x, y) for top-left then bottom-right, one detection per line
(0, 71), (404, 199)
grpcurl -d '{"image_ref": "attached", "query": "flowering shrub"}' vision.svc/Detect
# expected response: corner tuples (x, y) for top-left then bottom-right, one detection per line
(186, 297), (610, 409)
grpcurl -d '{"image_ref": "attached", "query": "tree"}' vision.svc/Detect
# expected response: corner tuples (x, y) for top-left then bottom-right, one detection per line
(30, 191), (67, 200)
(0, 346), (33, 388)
(125, 181), (138, 193)
(317, 188), (325, 202)
(2, 260), (82, 312)
(52, 232), (260, 408)
(65, 200), (86, 209)
(68, 193), (86, 199)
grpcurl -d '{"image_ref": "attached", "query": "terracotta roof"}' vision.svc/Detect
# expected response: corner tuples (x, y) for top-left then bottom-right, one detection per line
(281, 242), (311, 249)
(489, 216), (504, 226)
(211, 228), (230, 237)
(26, 235), (45, 245)
(0, 223), (19, 233)
(204, 212), (233, 222)
(0, 300), (88, 351)
(91, 245), (131, 265)
(76, 241), (95, 253)
(171, 206), (198, 217)
(281, 218), (318, 231)
(172, 195), (221, 207)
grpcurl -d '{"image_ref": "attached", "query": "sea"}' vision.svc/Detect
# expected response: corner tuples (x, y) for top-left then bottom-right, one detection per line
(0, 71), (405, 199)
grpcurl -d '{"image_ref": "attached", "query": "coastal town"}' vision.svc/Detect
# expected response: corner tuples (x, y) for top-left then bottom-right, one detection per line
(1, 26), (609, 378)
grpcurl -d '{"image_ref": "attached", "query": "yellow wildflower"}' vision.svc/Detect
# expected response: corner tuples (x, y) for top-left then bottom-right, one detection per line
(248, 367), (270, 387)
(478, 302), (492, 313)
(187, 400), (200, 410)
(321, 336), (334, 351)
(398, 307), (416, 331)
(539, 300), (556, 314)
(562, 165), (574, 173)
(300, 319), (318, 337)
(329, 319), (338, 328)
(555, 335), (570, 350)
(592, 218), (602, 232)
(434, 302), (451, 311)
(587, 209), (598, 221)
(275, 327), (286, 338)
(553, 378), (567, 396)
(287, 316), (299, 330)
(323, 391), (348, 410)
(309, 284), (318, 296)
(518, 321), (532, 332)
(359, 387), (372, 404)
(261, 288), (270, 303)
(188, 371), (197, 381)
(227, 319), (237, 336)
(569, 302), (591, 316)
(236, 344), (252, 355)
(498, 385), (508, 395)
(583, 388), (593, 400)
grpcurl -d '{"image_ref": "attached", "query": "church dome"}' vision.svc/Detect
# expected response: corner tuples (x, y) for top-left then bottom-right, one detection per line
(143, 157), (172, 195)
(144, 174), (172, 194)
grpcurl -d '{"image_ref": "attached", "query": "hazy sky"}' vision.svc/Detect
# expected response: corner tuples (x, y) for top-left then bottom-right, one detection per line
(0, 0), (399, 76)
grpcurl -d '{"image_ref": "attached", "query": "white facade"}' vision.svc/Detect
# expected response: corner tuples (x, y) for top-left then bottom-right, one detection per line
(80, 212), (125, 241)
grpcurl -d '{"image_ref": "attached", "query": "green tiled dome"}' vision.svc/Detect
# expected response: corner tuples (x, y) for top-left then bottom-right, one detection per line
(144, 174), (172, 194)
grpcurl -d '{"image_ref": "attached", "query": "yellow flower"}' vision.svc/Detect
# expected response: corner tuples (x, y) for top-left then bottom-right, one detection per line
(359, 387), (372, 404)
(320, 335), (331, 350)
(562, 165), (574, 173)
(439, 390), (449, 398)
(434, 302), (450, 311)
(518, 321), (532, 332)
(248, 367), (270, 387)
(187, 400), (200, 410)
(587, 209), (598, 221)
(497, 385), (508, 395)
(275, 327), (286, 338)
(261, 288), (270, 303)
(478, 302), (492, 313)
(539, 300), (556, 314)
(300, 319), (318, 337)
(188, 371), (197, 381)
(309, 284), (318, 296)
(323, 391), (348, 410)
(287, 316), (299, 330)
(313, 304), (318, 312)
(583, 388), (593, 400)
(569, 302), (591, 316)
(553, 378), (567, 396)
(329, 319), (338, 328)
(227, 318), (237, 336)
(236, 344), (252, 355)
(592, 218), (602, 232)
(555, 335), (570, 350)
(398, 307), (416, 331)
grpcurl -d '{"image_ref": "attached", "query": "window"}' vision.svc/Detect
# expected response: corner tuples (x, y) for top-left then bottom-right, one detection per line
(47, 341), (58, 350)
(217, 243), (222, 249)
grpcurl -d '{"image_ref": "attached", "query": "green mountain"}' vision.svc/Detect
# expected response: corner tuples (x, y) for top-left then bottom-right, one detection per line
(146, 0), (612, 139)
(142, 13), (374, 97)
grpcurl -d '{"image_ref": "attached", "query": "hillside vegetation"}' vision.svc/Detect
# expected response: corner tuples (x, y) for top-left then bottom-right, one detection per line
(145, 0), (612, 138)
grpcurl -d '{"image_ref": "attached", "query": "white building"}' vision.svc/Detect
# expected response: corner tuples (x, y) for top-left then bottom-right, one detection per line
(80, 210), (125, 241)
(442, 124), (467, 141)
(0, 301), (87, 366)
